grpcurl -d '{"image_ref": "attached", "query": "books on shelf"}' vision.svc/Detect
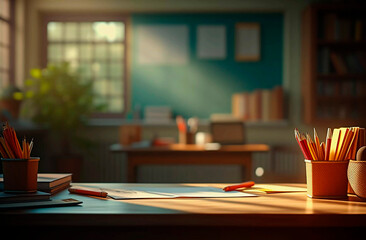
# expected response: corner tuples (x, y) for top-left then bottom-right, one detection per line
(0, 173), (72, 195)
(322, 13), (364, 41)
(232, 86), (284, 122)
(319, 49), (366, 75)
(144, 106), (172, 124)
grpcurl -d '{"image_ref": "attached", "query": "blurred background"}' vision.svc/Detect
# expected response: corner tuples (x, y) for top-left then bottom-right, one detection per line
(0, 0), (365, 183)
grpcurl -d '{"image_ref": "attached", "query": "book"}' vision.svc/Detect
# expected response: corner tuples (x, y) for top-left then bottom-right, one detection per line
(330, 52), (348, 74)
(231, 92), (250, 120)
(0, 173), (72, 193)
(0, 191), (50, 203)
(261, 89), (271, 121)
(270, 86), (284, 120)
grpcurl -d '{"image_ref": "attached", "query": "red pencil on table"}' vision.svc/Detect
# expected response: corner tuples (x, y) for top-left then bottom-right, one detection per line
(223, 181), (255, 192)
(69, 187), (108, 198)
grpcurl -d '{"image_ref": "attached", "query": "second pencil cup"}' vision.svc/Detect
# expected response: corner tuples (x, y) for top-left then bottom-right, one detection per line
(305, 159), (349, 199)
(1, 157), (40, 193)
(179, 132), (195, 144)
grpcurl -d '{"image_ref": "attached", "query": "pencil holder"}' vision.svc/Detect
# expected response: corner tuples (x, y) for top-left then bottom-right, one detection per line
(1, 157), (40, 193)
(347, 160), (366, 199)
(179, 132), (195, 144)
(305, 159), (349, 199)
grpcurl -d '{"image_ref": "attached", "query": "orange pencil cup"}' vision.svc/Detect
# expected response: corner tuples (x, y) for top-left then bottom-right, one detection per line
(1, 157), (40, 193)
(305, 159), (349, 199)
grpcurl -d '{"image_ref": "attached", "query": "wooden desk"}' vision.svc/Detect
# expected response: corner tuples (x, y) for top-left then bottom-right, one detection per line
(2, 183), (366, 239)
(110, 144), (270, 182)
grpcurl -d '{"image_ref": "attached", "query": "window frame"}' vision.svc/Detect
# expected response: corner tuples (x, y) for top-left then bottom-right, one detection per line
(0, 0), (15, 86)
(40, 13), (130, 118)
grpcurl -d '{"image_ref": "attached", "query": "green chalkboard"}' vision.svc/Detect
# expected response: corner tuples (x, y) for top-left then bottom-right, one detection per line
(131, 12), (283, 118)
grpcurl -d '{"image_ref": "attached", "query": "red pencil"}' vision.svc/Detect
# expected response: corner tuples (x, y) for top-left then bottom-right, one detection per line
(69, 187), (108, 198)
(324, 128), (332, 161)
(223, 181), (255, 192)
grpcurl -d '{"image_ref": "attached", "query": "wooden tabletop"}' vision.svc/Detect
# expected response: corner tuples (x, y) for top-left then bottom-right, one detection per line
(110, 143), (270, 152)
(2, 183), (366, 228)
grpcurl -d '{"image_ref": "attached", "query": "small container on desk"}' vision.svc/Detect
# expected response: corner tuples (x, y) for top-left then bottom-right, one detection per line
(348, 160), (366, 199)
(179, 132), (195, 144)
(1, 157), (40, 193)
(305, 159), (349, 199)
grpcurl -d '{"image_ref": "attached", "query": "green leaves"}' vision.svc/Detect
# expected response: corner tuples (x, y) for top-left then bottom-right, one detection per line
(23, 62), (99, 151)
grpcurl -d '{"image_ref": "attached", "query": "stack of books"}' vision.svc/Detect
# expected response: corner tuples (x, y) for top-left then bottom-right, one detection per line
(144, 106), (172, 124)
(0, 173), (72, 195)
(232, 86), (284, 122)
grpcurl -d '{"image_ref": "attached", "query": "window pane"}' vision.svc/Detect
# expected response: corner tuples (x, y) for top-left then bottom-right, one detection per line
(65, 22), (78, 41)
(1, 71), (8, 86)
(114, 22), (125, 41)
(1, 0), (10, 20)
(80, 22), (94, 41)
(109, 97), (123, 112)
(94, 22), (123, 42)
(93, 61), (108, 78)
(93, 95), (108, 110)
(2, 47), (8, 70)
(2, 20), (9, 46)
(109, 43), (124, 59)
(80, 43), (93, 60)
(48, 43), (63, 61)
(48, 22), (63, 41)
(79, 61), (93, 80)
(93, 79), (108, 96)
(109, 79), (122, 96)
(109, 62), (123, 77)
(94, 43), (108, 59)
(64, 43), (79, 61)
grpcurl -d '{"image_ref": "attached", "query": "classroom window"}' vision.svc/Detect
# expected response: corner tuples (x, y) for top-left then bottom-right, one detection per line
(43, 16), (128, 116)
(0, 0), (15, 88)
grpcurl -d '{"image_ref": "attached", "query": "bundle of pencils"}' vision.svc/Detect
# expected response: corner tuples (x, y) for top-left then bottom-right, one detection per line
(0, 122), (33, 159)
(294, 127), (365, 161)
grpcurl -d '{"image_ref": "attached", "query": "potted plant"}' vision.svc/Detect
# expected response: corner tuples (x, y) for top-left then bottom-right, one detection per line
(22, 62), (103, 180)
(0, 85), (23, 121)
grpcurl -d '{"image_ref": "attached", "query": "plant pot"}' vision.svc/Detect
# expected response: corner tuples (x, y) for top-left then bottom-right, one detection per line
(305, 159), (349, 199)
(347, 160), (366, 199)
(1, 157), (40, 193)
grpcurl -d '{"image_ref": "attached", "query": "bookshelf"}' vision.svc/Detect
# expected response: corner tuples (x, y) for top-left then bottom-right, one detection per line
(302, 4), (366, 126)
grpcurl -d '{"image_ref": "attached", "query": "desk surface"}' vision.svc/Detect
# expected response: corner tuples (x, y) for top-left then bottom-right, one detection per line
(110, 143), (270, 152)
(2, 183), (366, 228)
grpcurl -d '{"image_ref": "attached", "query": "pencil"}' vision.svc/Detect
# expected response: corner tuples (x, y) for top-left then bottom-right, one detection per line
(324, 128), (332, 161)
(314, 128), (321, 159)
(306, 133), (317, 160)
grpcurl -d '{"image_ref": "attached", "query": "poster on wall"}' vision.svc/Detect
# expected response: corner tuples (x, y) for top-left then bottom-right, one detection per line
(197, 25), (227, 59)
(235, 23), (261, 61)
(136, 25), (189, 65)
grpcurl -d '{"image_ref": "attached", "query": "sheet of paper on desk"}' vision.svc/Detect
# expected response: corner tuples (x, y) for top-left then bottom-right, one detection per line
(147, 187), (257, 198)
(105, 187), (256, 199)
(106, 187), (256, 199)
(243, 185), (306, 194)
(102, 188), (177, 200)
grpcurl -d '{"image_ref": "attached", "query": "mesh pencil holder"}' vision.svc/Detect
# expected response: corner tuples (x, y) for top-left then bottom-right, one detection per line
(348, 160), (366, 199)
(305, 159), (349, 199)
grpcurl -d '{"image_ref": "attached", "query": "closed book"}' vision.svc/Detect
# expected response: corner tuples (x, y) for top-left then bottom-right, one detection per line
(0, 191), (50, 203)
(0, 173), (72, 192)
(330, 52), (348, 74)
(270, 86), (284, 120)
(261, 89), (271, 121)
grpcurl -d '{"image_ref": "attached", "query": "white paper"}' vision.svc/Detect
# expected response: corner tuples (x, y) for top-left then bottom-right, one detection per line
(197, 25), (226, 59)
(105, 186), (256, 199)
(137, 25), (189, 65)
